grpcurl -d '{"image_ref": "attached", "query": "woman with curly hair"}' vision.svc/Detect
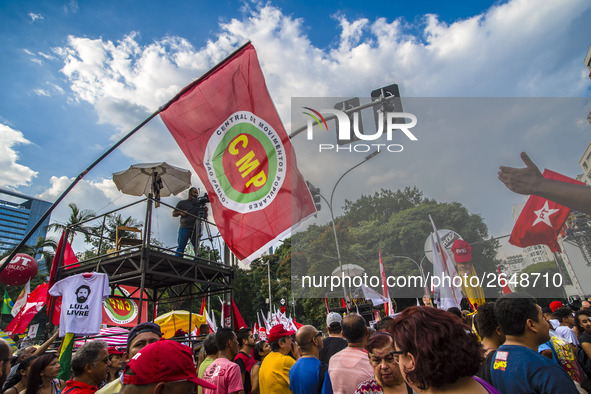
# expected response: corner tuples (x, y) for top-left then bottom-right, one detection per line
(390, 306), (499, 393)
(23, 353), (64, 394)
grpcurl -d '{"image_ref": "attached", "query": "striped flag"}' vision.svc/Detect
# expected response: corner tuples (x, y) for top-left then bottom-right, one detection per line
(429, 216), (462, 310)
(11, 281), (30, 317)
(58, 333), (75, 381)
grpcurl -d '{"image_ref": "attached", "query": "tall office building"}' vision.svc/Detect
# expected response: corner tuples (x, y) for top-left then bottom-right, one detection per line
(0, 188), (52, 256)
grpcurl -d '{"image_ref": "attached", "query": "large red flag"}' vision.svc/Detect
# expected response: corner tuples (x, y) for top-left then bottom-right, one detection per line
(5, 283), (48, 334)
(160, 43), (315, 263)
(510, 169), (583, 252)
(47, 232), (79, 325)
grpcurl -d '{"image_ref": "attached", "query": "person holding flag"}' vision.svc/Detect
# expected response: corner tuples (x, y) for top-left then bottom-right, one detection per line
(500, 152), (587, 253)
(499, 152), (591, 214)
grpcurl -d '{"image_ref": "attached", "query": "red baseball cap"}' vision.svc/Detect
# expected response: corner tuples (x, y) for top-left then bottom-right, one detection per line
(550, 301), (563, 312)
(267, 324), (295, 342)
(451, 239), (472, 263)
(107, 346), (123, 356)
(123, 339), (216, 390)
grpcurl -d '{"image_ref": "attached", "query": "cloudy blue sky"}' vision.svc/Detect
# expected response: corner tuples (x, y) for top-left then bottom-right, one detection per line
(1, 0), (590, 258)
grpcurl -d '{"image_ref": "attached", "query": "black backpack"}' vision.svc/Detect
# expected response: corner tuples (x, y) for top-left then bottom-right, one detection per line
(576, 345), (591, 378)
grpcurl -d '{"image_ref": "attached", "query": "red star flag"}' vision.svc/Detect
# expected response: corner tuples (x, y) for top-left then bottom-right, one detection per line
(160, 43), (315, 263)
(509, 169), (584, 252)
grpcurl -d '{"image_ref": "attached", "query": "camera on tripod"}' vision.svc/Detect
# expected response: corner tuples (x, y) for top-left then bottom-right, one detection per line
(195, 193), (209, 219)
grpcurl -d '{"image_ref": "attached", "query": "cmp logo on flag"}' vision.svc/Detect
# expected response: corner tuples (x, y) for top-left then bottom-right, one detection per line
(103, 286), (138, 325)
(204, 111), (287, 213)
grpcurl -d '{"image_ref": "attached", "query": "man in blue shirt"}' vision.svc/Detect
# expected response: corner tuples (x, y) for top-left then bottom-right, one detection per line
(491, 292), (578, 393)
(289, 325), (332, 394)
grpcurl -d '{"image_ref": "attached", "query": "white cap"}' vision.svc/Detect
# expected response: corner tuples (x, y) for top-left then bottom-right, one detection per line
(326, 312), (342, 327)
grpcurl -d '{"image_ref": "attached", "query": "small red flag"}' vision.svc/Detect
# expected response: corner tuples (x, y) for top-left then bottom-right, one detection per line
(160, 43), (315, 263)
(340, 298), (347, 309)
(510, 169), (583, 252)
(200, 297), (207, 315)
(231, 299), (247, 331)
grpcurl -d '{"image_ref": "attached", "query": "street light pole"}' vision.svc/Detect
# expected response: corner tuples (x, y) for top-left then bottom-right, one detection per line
(266, 260), (272, 317)
(321, 151), (381, 313)
(391, 255), (429, 294)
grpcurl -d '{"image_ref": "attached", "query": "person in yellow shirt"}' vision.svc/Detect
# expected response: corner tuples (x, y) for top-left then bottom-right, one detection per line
(258, 325), (300, 393)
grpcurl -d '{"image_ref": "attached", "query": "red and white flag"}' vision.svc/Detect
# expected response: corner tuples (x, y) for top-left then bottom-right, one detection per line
(5, 283), (48, 335)
(510, 169), (583, 253)
(430, 216), (462, 311)
(160, 43), (315, 263)
(11, 280), (30, 317)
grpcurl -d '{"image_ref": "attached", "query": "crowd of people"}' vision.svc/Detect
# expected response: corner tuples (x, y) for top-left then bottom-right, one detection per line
(2, 292), (591, 393)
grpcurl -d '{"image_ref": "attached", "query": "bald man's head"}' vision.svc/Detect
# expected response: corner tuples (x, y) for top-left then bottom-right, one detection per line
(295, 325), (323, 353)
(17, 346), (36, 361)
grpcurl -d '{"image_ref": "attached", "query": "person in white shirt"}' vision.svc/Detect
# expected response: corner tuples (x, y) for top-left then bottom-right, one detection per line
(553, 306), (579, 351)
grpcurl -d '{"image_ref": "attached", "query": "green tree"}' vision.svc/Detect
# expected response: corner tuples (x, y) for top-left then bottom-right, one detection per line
(48, 203), (96, 243)
(292, 189), (501, 308)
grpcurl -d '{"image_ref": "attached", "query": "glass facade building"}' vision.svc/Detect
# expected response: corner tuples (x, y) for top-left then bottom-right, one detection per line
(0, 188), (52, 258)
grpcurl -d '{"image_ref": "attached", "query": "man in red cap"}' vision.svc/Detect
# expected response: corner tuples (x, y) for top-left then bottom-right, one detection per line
(258, 324), (299, 393)
(119, 339), (215, 394)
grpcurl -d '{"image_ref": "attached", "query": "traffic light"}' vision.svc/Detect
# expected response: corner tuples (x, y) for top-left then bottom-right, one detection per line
(370, 84), (403, 131)
(334, 97), (363, 145)
(306, 181), (322, 212)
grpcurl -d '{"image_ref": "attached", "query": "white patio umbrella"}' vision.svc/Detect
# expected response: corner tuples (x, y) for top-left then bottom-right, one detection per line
(331, 263), (366, 278)
(112, 162), (192, 199)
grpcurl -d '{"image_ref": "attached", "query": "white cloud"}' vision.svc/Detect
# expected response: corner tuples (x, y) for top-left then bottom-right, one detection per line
(28, 12), (44, 22)
(0, 124), (38, 188)
(64, 0), (78, 15)
(55, 0), (591, 125)
(33, 89), (50, 97)
(38, 51), (55, 60)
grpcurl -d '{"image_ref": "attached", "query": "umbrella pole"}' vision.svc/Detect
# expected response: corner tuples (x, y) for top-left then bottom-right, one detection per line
(137, 194), (153, 324)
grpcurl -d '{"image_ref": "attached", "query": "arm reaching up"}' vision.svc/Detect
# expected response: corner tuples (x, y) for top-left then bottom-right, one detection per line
(499, 152), (591, 215)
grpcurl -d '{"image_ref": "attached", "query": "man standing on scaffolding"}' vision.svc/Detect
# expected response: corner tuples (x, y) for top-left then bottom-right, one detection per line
(173, 187), (208, 257)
